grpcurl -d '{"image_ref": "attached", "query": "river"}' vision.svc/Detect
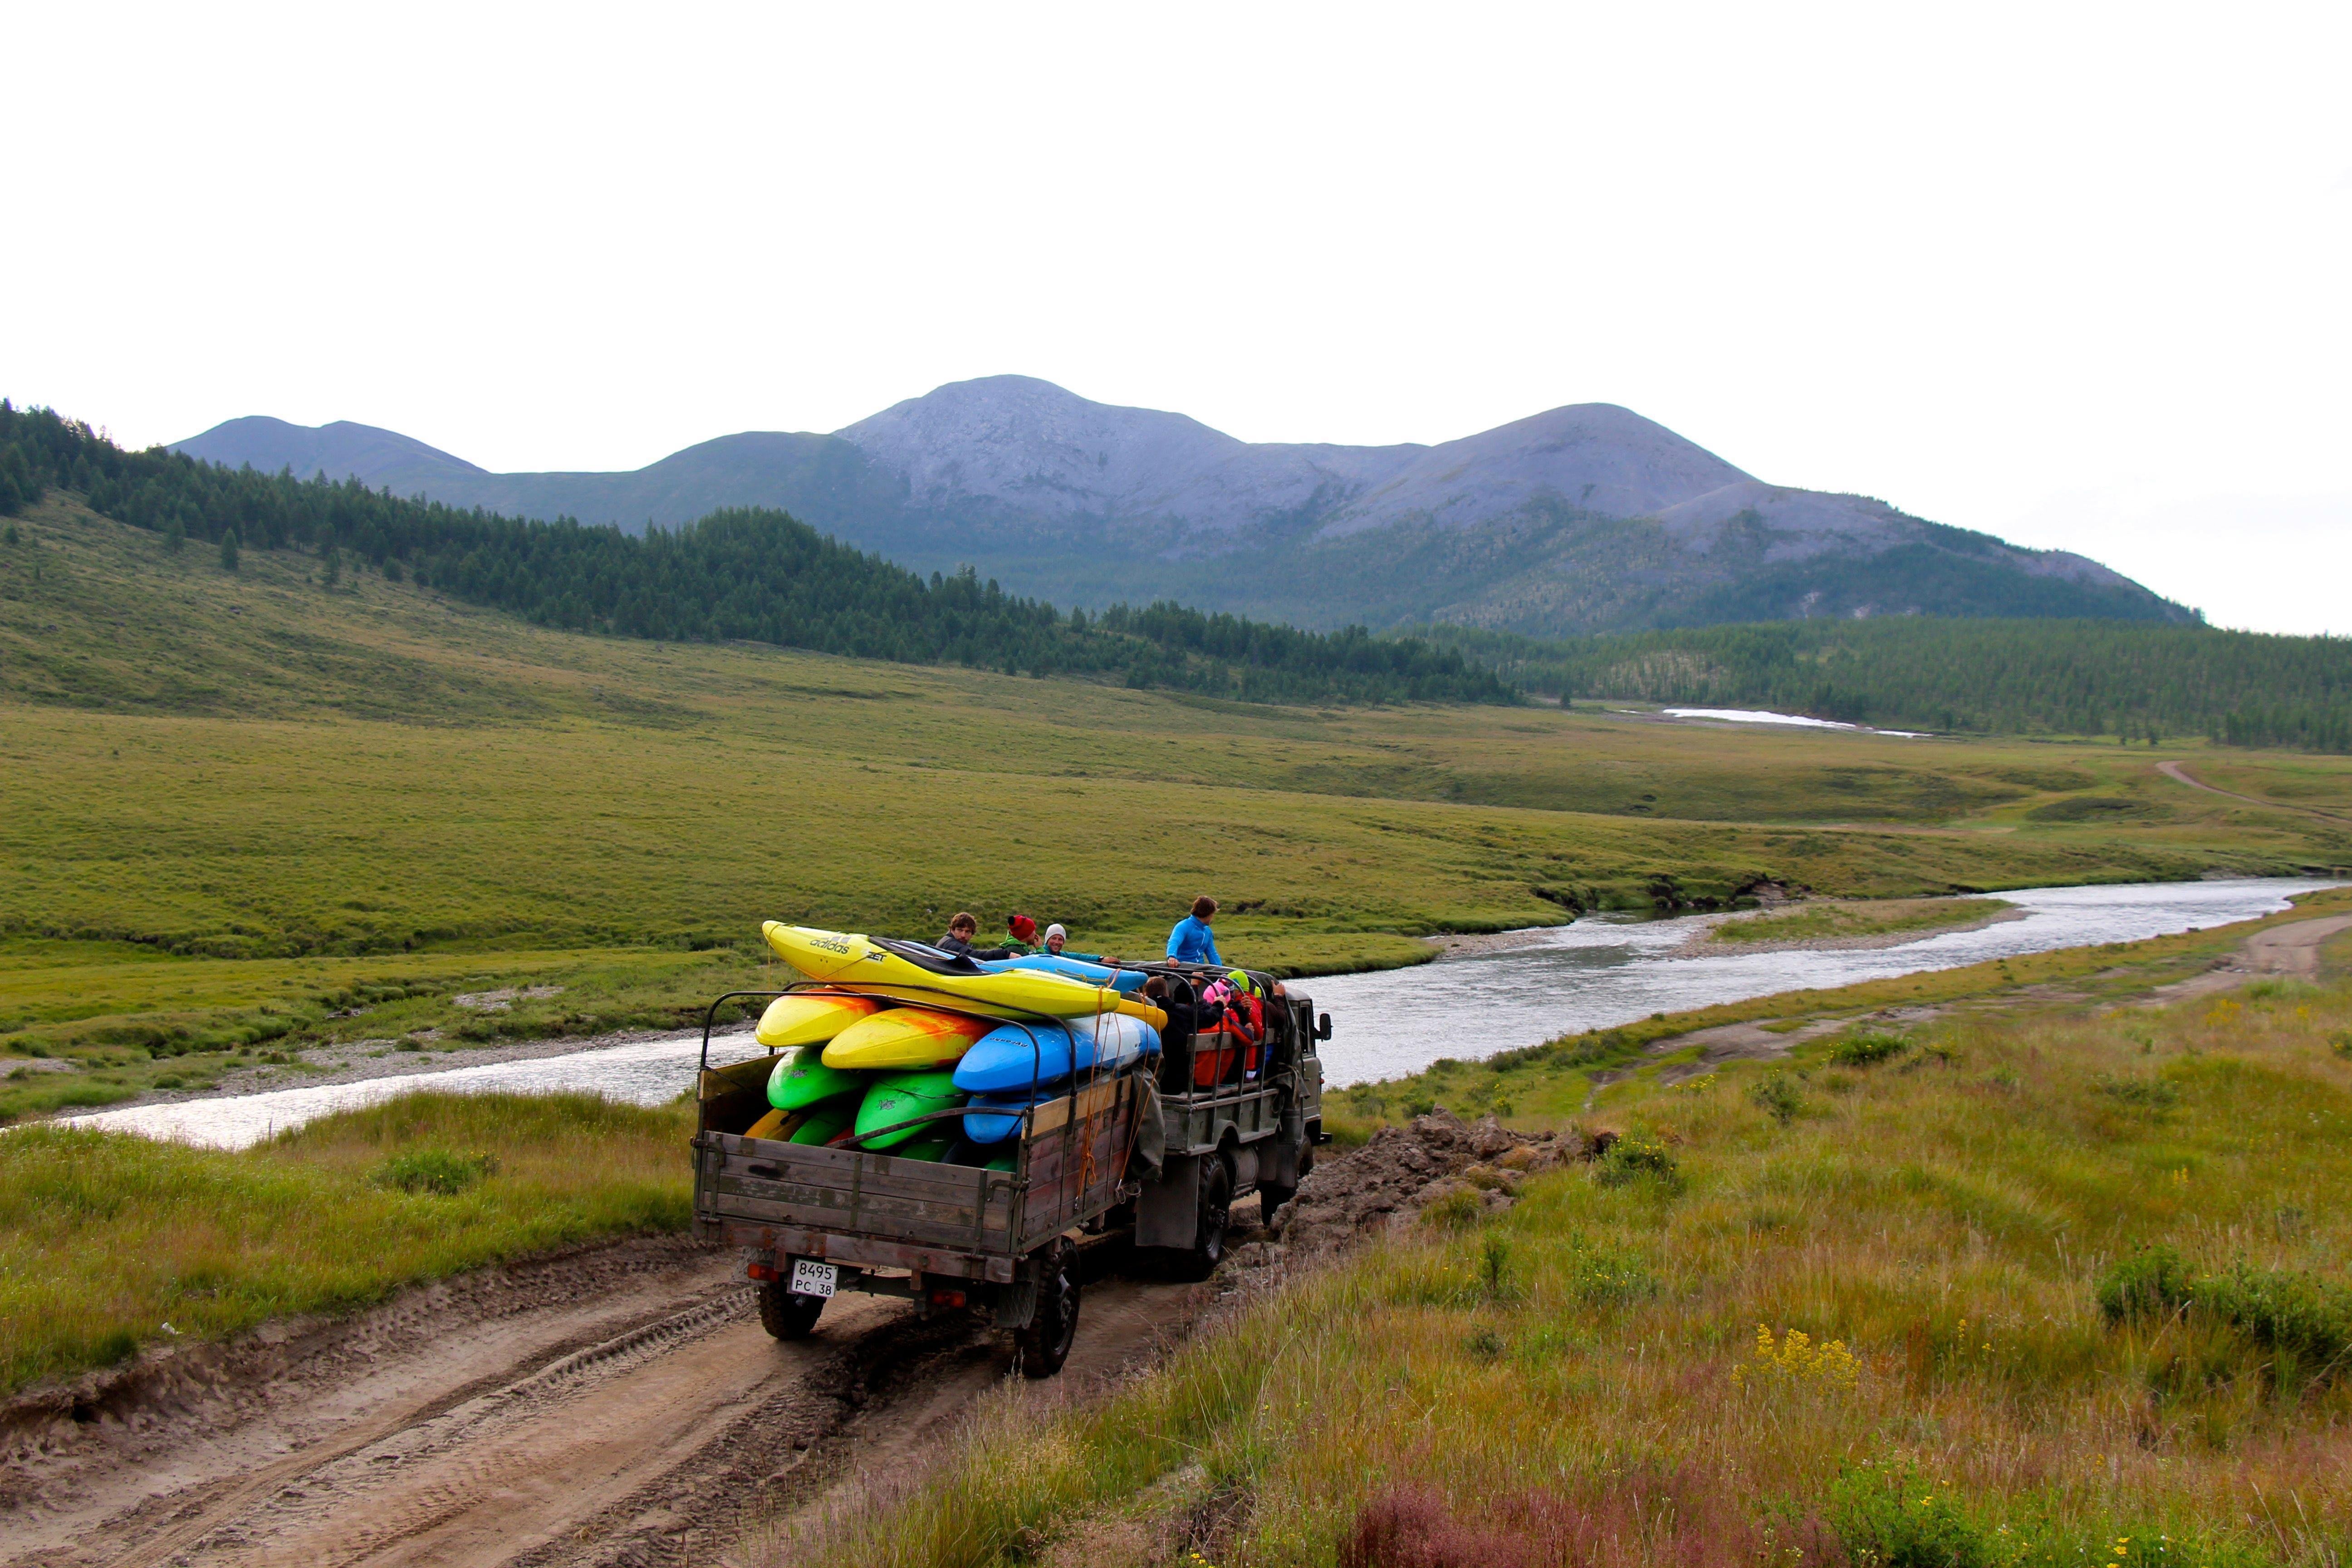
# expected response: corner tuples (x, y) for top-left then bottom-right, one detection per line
(53, 876), (2337, 1147)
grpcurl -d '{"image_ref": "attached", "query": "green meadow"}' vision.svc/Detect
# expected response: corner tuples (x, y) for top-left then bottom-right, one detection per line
(2, 494), (2348, 1120)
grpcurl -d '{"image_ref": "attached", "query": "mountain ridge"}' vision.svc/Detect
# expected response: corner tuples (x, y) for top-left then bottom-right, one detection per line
(172, 378), (2184, 634)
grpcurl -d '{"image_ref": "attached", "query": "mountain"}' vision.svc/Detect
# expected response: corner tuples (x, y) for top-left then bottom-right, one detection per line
(174, 379), (2188, 634)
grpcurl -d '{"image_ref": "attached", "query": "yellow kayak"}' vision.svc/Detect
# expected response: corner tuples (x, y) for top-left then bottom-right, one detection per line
(762, 922), (1166, 1028)
(823, 1006), (994, 1070)
(754, 991), (889, 1051)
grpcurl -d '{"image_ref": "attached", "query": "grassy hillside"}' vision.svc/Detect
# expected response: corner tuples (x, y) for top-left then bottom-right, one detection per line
(2, 495), (2347, 1116)
(0, 401), (1510, 705)
(813, 896), (2352, 1568)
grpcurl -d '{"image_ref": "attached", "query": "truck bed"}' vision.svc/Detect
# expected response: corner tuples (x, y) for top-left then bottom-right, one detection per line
(693, 1054), (1143, 1279)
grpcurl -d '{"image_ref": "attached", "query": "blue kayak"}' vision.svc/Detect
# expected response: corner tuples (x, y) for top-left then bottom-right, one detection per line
(982, 953), (1151, 994)
(951, 1013), (1161, 1095)
(962, 1088), (1054, 1144)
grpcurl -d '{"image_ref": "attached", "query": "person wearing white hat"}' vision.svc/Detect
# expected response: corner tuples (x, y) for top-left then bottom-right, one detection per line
(1042, 924), (1108, 962)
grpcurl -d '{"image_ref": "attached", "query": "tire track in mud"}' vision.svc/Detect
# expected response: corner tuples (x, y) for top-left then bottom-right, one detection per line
(1, 1239), (1198, 1568)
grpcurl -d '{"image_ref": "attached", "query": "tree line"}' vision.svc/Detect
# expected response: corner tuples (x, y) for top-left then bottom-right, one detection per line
(0, 402), (1511, 706)
(1417, 619), (2352, 753)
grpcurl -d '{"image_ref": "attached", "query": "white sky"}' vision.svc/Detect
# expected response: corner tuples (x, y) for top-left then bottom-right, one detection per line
(5, 3), (2347, 635)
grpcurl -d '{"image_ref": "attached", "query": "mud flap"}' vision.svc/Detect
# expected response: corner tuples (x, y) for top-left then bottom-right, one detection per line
(1136, 1153), (1202, 1248)
(1263, 1132), (1300, 1191)
(1129, 1076), (1166, 1181)
(994, 1270), (1039, 1330)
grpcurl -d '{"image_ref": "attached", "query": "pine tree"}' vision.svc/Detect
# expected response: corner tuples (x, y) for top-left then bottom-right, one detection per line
(322, 545), (341, 588)
(218, 528), (240, 573)
(165, 519), (185, 554)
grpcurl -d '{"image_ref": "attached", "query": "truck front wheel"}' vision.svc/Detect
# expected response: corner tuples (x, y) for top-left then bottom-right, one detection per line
(1016, 1238), (1081, 1377)
(758, 1282), (826, 1340)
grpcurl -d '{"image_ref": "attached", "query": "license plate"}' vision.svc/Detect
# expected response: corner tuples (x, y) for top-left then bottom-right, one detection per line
(788, 1259), (838, 1298)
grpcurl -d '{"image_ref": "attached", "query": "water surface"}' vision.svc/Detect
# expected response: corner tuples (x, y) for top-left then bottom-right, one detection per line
(60, 1032), (771, 1151)
(1303, 877), (2338, 1086)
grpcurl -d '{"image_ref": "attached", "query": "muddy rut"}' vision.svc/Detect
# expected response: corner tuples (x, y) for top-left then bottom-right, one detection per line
(1, 1232), (1206, 1568)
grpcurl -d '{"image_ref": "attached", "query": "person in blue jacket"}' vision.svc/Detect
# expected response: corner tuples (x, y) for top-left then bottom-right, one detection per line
(1166, 895), (1223, 965)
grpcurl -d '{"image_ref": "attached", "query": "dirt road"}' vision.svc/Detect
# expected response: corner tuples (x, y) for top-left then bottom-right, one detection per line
(2138, 910), (2352, 1004)
(2155, 760), (2352, 827)
(1, 1232), (1207, 1568)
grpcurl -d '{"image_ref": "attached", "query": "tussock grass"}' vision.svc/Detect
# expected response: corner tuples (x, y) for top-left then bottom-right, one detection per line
(789, 965), (2352, 1568)
(0, 1091), (691, 1395)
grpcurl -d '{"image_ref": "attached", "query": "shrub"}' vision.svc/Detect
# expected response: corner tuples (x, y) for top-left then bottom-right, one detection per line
(372, 1148), (498, 1196)
(2195, 1264), (2352, 1387)
(1826, 1464), (1998, 1568)
(1479, 1234), (1515, 1302)
(1749, 1074), (1804, 1126)
(2097, 1075), (2181, 1109)
(1596, 1134), (1679, 1188)
(2097, 1245), (2193, 1324)
(1562, 1235), (1656, 1303)
(1829, 1029), (1912, 1067)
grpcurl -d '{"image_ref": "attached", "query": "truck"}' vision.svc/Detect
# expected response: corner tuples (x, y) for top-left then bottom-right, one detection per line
(689, 959), (1330, 1376)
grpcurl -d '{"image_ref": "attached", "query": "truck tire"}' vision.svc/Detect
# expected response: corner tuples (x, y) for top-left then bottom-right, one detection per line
(1167, 1159), (1233, 1282)
(1016, 1238), (1080, 1378)
(758, 1282), (826, 1340)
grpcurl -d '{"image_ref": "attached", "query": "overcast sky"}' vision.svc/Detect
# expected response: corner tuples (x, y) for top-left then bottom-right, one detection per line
(6, 3), (2346, 634)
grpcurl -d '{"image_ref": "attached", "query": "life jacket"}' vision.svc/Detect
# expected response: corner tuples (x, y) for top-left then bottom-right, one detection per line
(1189, 984), (1264, 1087)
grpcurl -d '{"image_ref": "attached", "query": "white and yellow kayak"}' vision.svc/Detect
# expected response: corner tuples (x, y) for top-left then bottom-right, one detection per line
(762, 922), (1166, 1028)
(754, 991), (890, 1051)
(822, 1006), (994, 1070)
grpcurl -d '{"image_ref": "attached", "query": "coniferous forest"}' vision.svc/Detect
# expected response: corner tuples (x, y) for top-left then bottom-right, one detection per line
(0, 403), (1510, 706)
(7, 402), (2346, 745)
(1419, 621), (2352, 752)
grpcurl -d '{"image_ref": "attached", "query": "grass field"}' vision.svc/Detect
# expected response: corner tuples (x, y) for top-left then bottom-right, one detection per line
(0, 1092), (692, 1395)
(796, 896), (2352, 1568)
(4, 496), (2348, 1120)
(1705, 895), (2016, 945)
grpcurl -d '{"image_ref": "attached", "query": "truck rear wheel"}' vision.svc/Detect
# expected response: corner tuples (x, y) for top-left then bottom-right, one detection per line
(758, 1281), (825, 1340)
(1016, 1238), (1080, 1378)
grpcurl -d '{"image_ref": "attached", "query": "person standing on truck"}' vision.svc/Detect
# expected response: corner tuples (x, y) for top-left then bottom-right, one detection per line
(1166, 896), (1223, 965)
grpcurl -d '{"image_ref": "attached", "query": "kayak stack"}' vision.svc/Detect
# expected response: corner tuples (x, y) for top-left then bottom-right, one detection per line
(741, 922), (1165, 1168)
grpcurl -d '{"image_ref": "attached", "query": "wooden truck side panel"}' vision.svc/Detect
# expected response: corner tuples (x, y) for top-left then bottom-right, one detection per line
(693, 1051), (1141, 1271)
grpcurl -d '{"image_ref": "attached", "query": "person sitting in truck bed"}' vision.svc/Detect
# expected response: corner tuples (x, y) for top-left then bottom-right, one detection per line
(1042, 923), (1107, 961)
(936, 910), (1034, 962)
(1166, 895), (1223, 965)
(936, 911), (982, 955)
